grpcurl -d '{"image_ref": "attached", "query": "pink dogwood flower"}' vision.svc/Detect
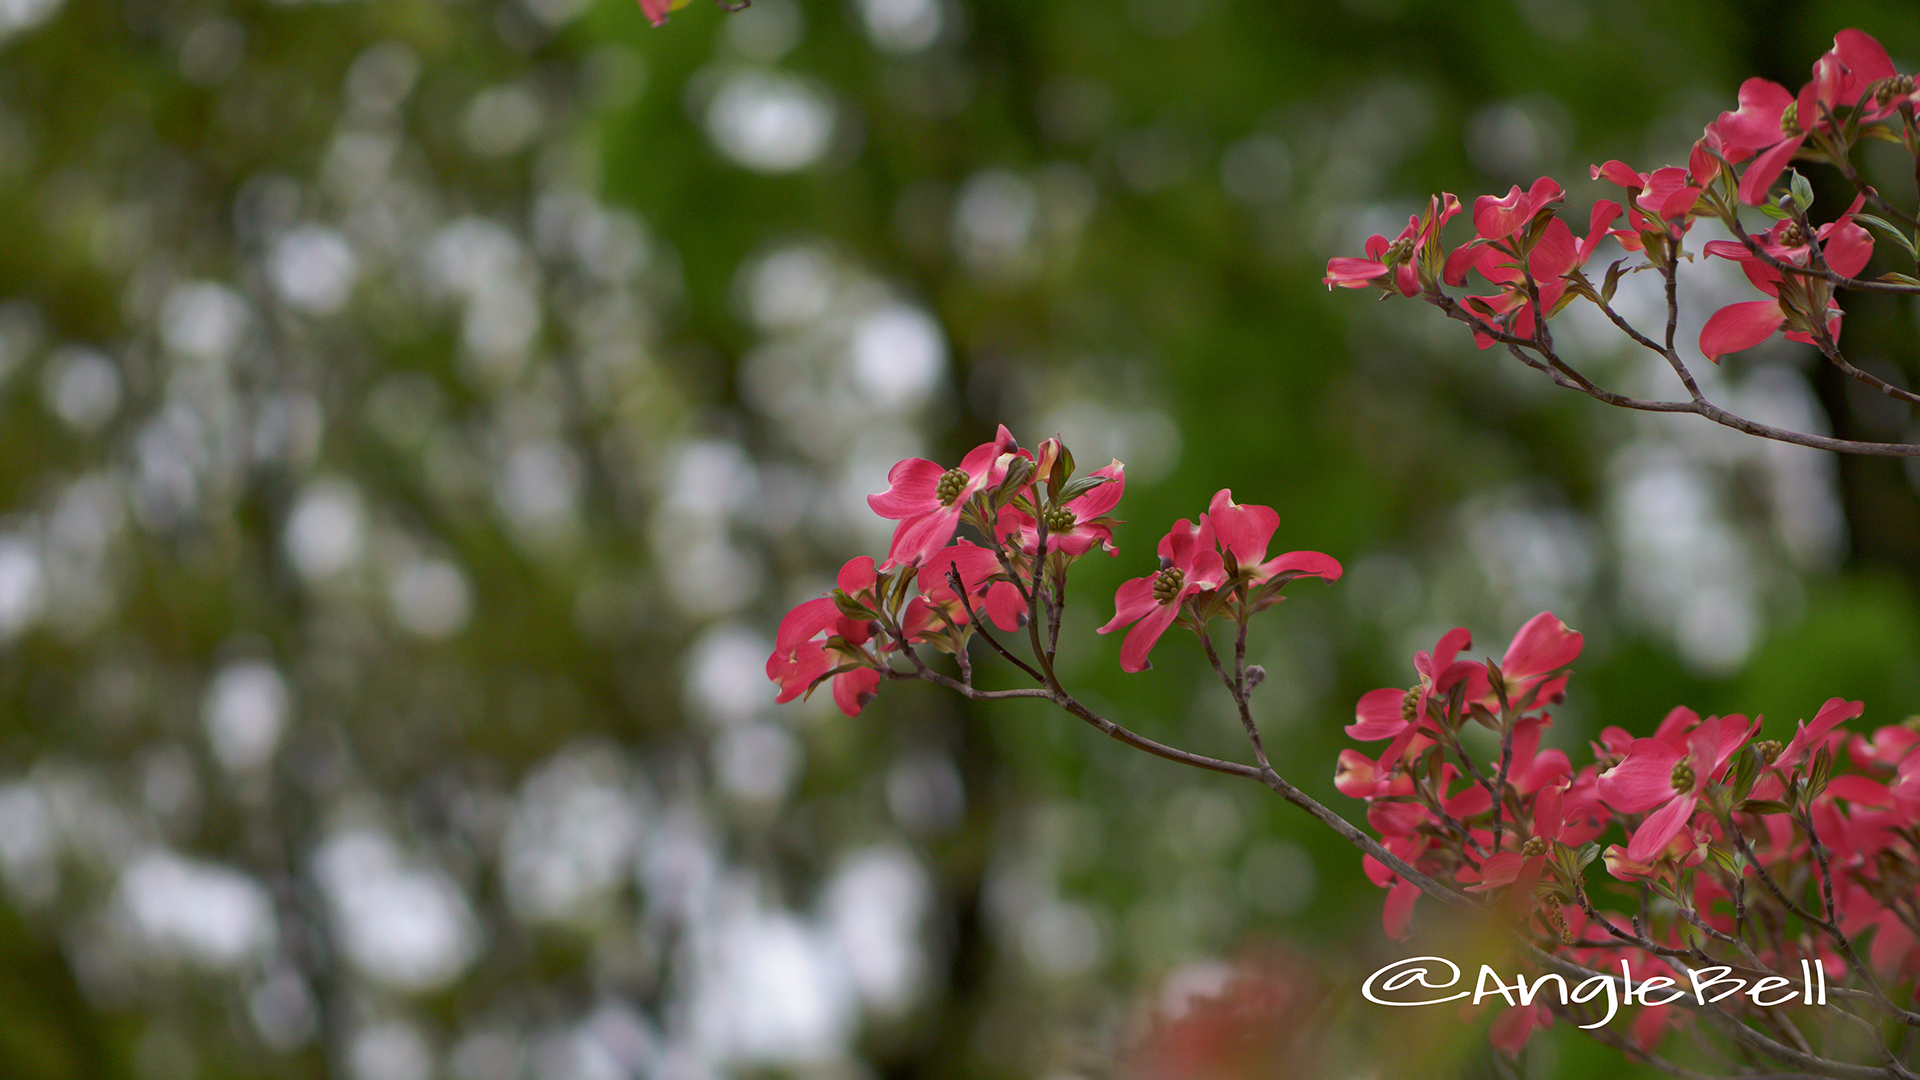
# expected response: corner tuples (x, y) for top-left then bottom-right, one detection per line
(868, 426), (1019, 570)
(1698, 195), (1873, 361)
(1206, 489), (1343, 591)
(766, 557), (886, 716)
(1445, 195), (1621, 348)
(1598, 708), (1760, 867)
(1323, 194), (1462, 297)
(1707, 31), (1902, 204)
(1349, 626), (1485, 770)
(1590, 161), (1703, 249)
(1098, 515), (1227, 673)
(1003, 460), (1127, 558)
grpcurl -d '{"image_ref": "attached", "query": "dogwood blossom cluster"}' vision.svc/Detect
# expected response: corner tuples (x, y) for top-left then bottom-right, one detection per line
(1339, 611), (1920, 1057)
(767, 427), (1126, 714)
(765, 427), (1345, 717)
(1326, 28), (1920, 450)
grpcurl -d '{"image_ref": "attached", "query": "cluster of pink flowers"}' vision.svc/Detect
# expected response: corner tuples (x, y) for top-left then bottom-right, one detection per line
(766, 427), (1126, 714)
(1338, 610), (1920, 1055)
(1325, 28), (1914, 365)
(1099, 489), (1341, 672)
(765, 428), (1343, 715)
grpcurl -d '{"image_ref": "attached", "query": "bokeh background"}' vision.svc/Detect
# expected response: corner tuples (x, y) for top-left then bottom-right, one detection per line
(1, 0), (1918, 1077)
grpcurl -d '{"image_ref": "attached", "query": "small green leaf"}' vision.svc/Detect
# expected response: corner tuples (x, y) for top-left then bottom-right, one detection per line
(1738, 798), (1792, 816)
(1810, 745), (1833, 798)
(1854, 214), (1918, 259)
(1601, 259), (1627, 304)
(1729, 745), (1761, 803)
(1050, 444), (1076, 494)
(1054, 474), (1113, 503)
(1758, 202), (1792, 221)
(1878, 272), (1920, 286)
(1787, 169), (1814, 212)
(832, 590), (876, 620)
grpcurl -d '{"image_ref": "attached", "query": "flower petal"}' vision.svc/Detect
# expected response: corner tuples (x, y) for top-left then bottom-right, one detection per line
(1700, 300), (1785, 362)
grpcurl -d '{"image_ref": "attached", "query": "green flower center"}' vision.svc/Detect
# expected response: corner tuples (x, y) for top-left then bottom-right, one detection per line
(1043, 506), (1076, 533)
(1874, 74), (1915, 107)
(1152, 567), (1186, 604)
(1779, 101), (1801, 136)
(1521, 836), (1550, 859)
(1777, 222), (1807, 249)
(1669, 759), (1697, 795)
(1387, 236), (1416, 264)
(936, 467), (971, 506)
(1401, 688), (1419, 725)
(1754, 739), (1783, 764)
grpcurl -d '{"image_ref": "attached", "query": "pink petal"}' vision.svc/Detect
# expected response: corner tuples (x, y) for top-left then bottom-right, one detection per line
(982, 581), (1027, 632)
(882, 506), (964, 570)
(866, 458), (946, 518)
(1464, 851), (1526, 892)
(1778, 697), (1864, 766)
(832, 667), (880, 717)
(770, 641), (834, 703)
(954, 425), (1019, 496)
(1533, 783), (1566, 841)
(1428, 627), (1473, 671)
(1653, 705), (1701, 744)
(1207, 489), (1279, 566)
(1737, 136), (1804, 206)
(1833, 29), (1895, 86)
(1098, 576), (1160, 635)
(1118, 598), (1181, 673)
(1526, 176), (1564, 212)
(1501, 611), (1583, 680)
(1699, 300), (1785, 361)
(1474, 185), (1530, 241)
(1069, 461), (1127, 517)
(1489, 1004), (1549, 1058)
(773, 597), (840, 656)
(1597, 738), (1684, 813)
(1591, 160), (1645, 190)
(1251, 550), (1343, 584)
(837, 555), (878, 596)
(1323, 257), (1391, 289)
(1349, 687), (1410, 740)
(1334, 748), (1380, 798)
(1822, 221), (1874, 280)
(1382, 879), (1420, 940)
(1625, 794), (1697, 865)
(1578, 201), (1624, 266)
(1158, 516), (1213, 567)
(1826, 775), (1891, 807)
(1185, 548), (1228, 592)
(1713, 79), (1795, 153)
(1369, 799), (1428, 837)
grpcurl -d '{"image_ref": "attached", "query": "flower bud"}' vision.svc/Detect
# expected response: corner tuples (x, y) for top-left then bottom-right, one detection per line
(1246, 665), (1266, 689)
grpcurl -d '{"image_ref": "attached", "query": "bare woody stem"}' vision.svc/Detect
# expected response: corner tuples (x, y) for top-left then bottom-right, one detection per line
(1423, 291), (1920, 457)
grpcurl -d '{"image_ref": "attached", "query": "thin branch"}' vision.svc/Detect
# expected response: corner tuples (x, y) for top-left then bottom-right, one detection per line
(1197, 618), (1272, 773)
(1724, 213), (1920, 294)
(1425, 291), (1920, 456)
(946, 562), (1047, 684)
